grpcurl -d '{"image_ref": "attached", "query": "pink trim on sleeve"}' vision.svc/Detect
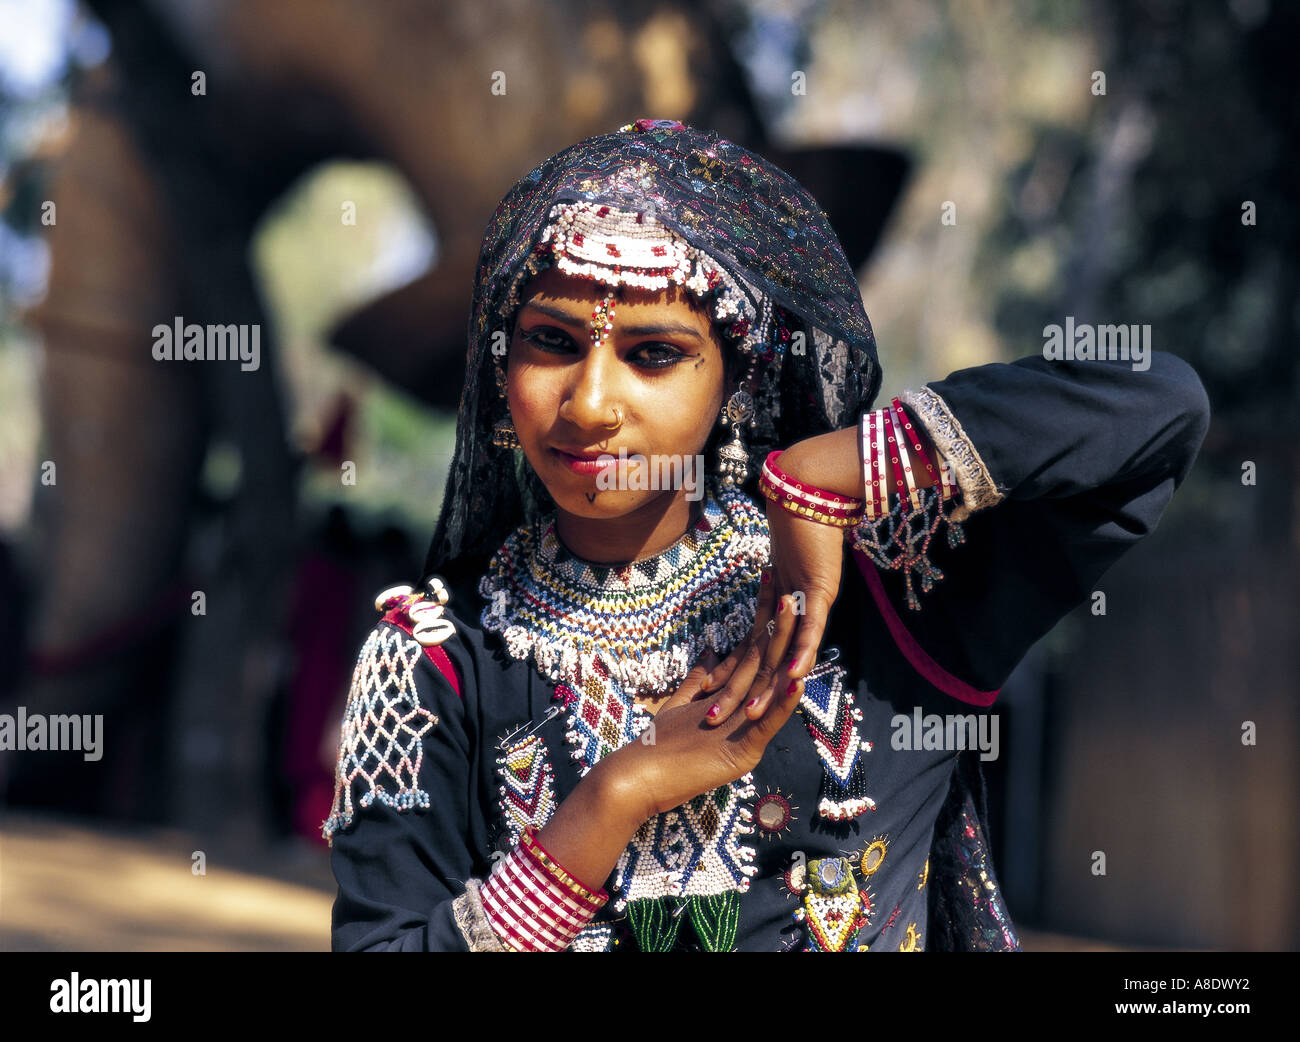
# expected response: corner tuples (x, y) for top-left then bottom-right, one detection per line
(851, 546), (999, 707)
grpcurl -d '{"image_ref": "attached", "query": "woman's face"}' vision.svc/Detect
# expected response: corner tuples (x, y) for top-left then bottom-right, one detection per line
(506, 266), (731, 521)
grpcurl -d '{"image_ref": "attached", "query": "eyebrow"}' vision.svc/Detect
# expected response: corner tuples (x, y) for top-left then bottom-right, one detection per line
(520, 301), (704, 343)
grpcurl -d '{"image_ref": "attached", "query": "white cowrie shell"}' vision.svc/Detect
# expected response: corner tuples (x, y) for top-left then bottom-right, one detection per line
(412, 615), (456, 647)
(409, 600), (455, 646)
(425, 576), (450, 606)
(374, 585), (413, 612)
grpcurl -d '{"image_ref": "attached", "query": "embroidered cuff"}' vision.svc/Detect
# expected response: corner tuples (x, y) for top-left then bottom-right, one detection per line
(452, 878), (510, 952)
(478, 828), (608, 952)
(899, 386), (1003, 524)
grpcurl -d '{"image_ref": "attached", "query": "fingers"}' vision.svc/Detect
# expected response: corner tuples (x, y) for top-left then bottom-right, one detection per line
(741, 588), (802, 721)
(749, 669), (806, 744)
(783, 588), (832, 682)
(704, 587), (797, 728)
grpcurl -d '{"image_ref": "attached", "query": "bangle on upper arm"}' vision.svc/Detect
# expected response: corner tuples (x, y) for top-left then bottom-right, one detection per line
(884, 400), (921, 512)
(849, 397), (974, 612)
(453, 878), (511, 952)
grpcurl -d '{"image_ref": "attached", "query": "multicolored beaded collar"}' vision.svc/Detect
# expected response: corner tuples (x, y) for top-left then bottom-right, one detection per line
(478, 484), (770, 700)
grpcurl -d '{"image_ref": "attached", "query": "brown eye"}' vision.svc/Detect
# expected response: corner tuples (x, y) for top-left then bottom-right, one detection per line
(632, 343), (688, 370)
(520, 327), (574, 352)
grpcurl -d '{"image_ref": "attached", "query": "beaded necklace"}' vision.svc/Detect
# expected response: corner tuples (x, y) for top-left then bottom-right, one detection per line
(479, 484), (770, 706)
(479, 484), (770, 950)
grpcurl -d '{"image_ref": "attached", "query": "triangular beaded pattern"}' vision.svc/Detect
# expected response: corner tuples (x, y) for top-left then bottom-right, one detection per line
(799, 661), (876, 820)
(496, 733), (558, 844)
(794, 856), (869, 952)
(613, 775), (759, 908)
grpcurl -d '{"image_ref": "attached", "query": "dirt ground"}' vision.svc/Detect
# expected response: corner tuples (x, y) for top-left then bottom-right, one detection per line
(0, 810), (1125, 951)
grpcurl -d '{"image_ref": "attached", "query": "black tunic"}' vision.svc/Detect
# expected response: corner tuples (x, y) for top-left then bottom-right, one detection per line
(326, 350), (1210, 951)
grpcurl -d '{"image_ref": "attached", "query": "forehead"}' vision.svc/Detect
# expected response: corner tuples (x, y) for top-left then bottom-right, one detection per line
(516, 267), (710, 324)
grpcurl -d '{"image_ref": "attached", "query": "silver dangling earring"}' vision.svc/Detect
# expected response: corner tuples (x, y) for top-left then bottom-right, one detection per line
(491, 360), (521, 449)
(715, 386), (756, 487)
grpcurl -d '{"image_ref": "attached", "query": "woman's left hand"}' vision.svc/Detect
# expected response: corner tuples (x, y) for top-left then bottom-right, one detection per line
(702, 431), (857, 725)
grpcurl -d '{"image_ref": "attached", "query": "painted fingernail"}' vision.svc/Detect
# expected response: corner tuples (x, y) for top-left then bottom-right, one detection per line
(786, 680), (799, 695)
(746, 698), (758, 710)
(707, 704), (720, 719)
(786, 653), (800, 673)
(778, 600), (785, 614)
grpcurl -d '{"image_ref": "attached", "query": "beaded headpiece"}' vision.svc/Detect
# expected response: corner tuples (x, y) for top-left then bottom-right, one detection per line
(500, 199), (775, 362)
(423, 118), (882, 581)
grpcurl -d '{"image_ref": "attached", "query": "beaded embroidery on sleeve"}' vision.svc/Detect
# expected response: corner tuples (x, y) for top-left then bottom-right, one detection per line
(496, 732), (559, 845)
(322, 625), (439, 844)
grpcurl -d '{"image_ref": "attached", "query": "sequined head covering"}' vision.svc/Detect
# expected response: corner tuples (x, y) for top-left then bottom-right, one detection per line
(422, 119), (882, 580)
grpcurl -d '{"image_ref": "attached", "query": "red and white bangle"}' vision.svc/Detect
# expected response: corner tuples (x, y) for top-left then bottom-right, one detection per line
(891, 396), (953, 505)
(865, 406), (891, 520)
(858, 401), (954, 520)
(860, 410), (878, 520)
(479, 827), (608, 952)
(758, 450), (864, 528)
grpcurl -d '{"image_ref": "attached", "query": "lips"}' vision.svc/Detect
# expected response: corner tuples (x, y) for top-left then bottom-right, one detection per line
(553, 446), (611, 461)
(551, 446), (622, 476)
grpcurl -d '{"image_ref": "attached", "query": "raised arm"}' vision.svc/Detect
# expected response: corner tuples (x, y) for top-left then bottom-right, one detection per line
(774, 349), (1210, 700)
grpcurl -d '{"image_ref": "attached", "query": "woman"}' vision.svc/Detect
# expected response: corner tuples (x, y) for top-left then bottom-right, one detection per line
(323, 119), (1209, 952)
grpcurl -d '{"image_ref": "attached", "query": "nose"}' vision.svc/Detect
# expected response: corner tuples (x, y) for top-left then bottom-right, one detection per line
(559, 348), (620, 433)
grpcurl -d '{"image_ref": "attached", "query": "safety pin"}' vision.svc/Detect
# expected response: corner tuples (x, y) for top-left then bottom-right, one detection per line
(497, 704), (563, 750)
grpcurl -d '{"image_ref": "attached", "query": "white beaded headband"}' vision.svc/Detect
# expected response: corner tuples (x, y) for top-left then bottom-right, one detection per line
(500, 201), (771, 356)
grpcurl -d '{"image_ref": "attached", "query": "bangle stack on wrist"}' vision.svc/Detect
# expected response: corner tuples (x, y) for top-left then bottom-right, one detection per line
(759, 450), (864, 528)
(859, 397), (954, 521)
(479, 826), (608, 951)
(850, 397), (967, 612)
(759, 396), (955, 531)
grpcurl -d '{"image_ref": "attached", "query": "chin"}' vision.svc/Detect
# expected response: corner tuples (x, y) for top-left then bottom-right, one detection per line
(549, 487), (650, 519)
